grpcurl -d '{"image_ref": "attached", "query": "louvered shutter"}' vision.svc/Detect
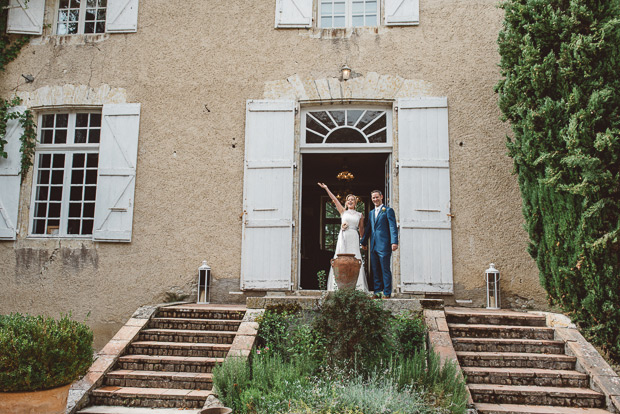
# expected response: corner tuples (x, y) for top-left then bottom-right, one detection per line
(385, 0), (419, 26)
(105, 0), (139, 33)
(241, 100), (296, 290)
(7, 0), (45, 34)
(275, 0), (313, 28)
(0, 107), (24, 240)
(93, 103), (140, 242)
(398, 97), (453, 293)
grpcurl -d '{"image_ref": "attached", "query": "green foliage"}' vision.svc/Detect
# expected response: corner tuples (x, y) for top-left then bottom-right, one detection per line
(212, 357), (251, 413)
(0, 1), (36, 181)
(0, 313), (94, 392)
(392, 310), (427, 356)
(313, 289), (394, 370)
(496, 0), (620, 360)
(317, 270), (327, 290)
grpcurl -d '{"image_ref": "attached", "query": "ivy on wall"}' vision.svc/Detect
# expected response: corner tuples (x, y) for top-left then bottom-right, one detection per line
(496, 0), (620, 360)
(0, 0), (36, 181)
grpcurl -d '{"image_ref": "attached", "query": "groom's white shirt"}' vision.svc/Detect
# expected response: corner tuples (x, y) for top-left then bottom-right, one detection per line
(374, 204), (384, 219)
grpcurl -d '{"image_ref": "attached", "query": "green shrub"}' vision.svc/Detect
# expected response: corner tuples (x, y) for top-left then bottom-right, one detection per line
(0, 313), (93, 392)
(313, 289), (394, 370)
(212, 357), (250, 413)
(496, 0), (620, 361)
(392, 310), (427, 356)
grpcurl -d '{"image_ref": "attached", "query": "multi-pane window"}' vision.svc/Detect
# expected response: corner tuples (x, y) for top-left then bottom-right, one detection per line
(320, 0), (377, 28)
(305, 109), (388, 144)
(31, 113), (100, 237)
(57, 0), (107, 35)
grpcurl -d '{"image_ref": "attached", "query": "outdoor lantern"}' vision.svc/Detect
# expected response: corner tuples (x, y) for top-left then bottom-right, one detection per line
(198, 260), (211, 304)
(341, 64), (351, 81)
(485, 263), (501, 309)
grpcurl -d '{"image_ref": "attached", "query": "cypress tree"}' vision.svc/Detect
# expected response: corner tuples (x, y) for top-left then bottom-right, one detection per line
(496, 0), (620, 360)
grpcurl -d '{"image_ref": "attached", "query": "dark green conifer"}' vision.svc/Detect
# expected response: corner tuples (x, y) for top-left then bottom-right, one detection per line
(496, 0), (620, 360)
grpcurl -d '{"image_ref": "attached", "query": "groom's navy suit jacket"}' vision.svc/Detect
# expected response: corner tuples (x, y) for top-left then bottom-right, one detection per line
(361, 205), (398, 254)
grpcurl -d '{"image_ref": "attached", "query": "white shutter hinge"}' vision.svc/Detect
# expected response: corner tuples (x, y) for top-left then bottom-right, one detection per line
(293, 162), (297, 169)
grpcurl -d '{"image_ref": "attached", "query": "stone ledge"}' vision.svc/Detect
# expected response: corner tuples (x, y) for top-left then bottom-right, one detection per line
(424, 308), (475, 408)
(67, 304), (159, 414)
(555, 326), (620, 413)
(246, 296), (322, 310)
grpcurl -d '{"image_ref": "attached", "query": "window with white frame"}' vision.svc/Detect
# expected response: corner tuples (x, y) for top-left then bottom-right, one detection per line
(319, 0), (377, 28)
(56, 0), (107, 35)
(303, 108), (390, 146)
(31, 112), (101, 237)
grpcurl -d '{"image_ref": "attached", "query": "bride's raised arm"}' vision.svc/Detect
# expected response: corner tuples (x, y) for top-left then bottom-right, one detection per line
(317, 182), (345, 215)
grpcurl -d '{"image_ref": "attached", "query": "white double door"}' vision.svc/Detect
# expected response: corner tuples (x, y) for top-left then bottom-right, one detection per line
(240, 99), (453, 293)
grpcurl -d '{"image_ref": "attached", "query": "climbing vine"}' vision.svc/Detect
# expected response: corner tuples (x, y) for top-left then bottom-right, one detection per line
(496, 0), (620, 361)
(0, 0), (36, 180)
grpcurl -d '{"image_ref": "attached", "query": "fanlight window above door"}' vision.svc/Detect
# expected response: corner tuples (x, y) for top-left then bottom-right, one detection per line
(304, 109), (388, 145)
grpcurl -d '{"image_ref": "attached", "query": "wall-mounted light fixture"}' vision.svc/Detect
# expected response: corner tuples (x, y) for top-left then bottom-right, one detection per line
(341, 64), (351, 81)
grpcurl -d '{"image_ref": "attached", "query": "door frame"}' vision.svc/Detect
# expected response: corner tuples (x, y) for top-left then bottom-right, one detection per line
(295, 104), (395, 291)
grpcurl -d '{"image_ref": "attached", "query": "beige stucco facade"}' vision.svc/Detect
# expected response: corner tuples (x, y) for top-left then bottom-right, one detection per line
(0, 0), (547, 349)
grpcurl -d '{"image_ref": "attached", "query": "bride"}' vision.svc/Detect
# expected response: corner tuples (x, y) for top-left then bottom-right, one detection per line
(318, 183), (369, 292)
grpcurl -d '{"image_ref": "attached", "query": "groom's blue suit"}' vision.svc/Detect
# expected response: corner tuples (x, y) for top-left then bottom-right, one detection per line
(361, 205), (398, 297)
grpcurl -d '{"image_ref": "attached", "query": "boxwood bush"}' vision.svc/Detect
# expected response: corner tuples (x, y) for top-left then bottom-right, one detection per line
(0, 313), (93, 392)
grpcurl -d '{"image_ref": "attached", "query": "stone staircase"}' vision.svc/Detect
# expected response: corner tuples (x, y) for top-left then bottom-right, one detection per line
(446, 308), (611, 414)
(79, 306), (245, 411)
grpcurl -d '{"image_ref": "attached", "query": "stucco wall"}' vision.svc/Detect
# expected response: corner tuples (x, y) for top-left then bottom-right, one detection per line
(0, 0), (547, 349)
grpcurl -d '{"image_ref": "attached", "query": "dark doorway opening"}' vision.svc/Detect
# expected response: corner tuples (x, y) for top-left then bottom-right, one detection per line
(300, 152), (389, 289)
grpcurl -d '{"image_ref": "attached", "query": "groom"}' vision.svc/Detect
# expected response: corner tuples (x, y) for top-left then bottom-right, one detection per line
(361, 190), (398, 298)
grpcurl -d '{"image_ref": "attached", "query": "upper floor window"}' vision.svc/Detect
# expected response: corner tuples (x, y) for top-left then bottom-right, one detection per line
(57, 0), (107, 35)
(5, 0), (139, 36)
(319, 0), (377, 28)
(274, 0), (418, 30)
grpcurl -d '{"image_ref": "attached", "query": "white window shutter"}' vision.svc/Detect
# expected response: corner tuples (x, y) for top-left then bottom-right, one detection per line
(275, 0), (313, 28)
(93, 103), (140, 242)
(105, 0), (139, 33)
(0, 107), (25, 240)
(241, 100), (296, 290)
(398, 97), (453, 293)
(7, 0), (45, 34)
(385, 0), (419, 26)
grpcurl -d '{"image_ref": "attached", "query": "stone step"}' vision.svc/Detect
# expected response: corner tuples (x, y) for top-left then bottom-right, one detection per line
(448, 324), (555, 340)
(129, 341), (230, 358)
(475, 403), (611, 414)
(116, 355), (224, 373)
(156, 307), (245, 320)
(79, 407), (202, 414)
(457, 351), (576, 370)
(91, 386), (211, 409)
(105, 370), (213, 390)
(462, 367), (589, 387)
(148, 317), (241, 332)
(445, 309), (547, 327)
(468, 384), (605, 408)
(452, 337), (565, 354)
(138, 329), (236, 344)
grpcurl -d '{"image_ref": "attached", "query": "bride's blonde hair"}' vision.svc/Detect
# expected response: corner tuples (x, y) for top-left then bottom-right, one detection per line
(344, 194), (357, 210)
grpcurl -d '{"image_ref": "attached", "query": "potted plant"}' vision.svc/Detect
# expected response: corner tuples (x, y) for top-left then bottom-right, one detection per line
(0, 313), (93, 414)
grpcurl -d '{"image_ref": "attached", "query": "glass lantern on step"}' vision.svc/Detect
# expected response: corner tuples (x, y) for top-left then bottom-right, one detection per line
(198, 260), (211, 304)
(485, 263), (500, 309)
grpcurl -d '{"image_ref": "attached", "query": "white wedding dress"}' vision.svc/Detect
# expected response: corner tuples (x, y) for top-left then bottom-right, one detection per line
(327, 209), (369, 292)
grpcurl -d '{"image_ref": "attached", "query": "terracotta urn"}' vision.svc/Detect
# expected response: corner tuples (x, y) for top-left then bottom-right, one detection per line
(0, 383), (71, 414)
(331, 253), (362, 290)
